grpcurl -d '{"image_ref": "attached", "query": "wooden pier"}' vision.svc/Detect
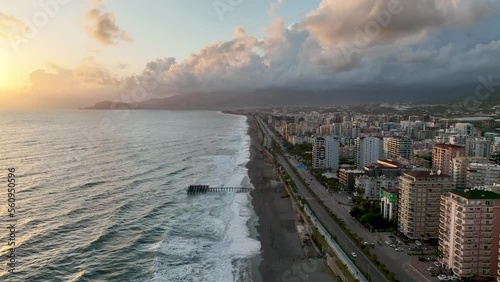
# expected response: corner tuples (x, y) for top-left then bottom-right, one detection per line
(187, 185), (253, 194)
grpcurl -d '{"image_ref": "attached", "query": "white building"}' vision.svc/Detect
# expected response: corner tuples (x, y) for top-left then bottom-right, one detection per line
(312, 136), (339, 170)
(467, 163), (500, 188)
(355, 136), (383, 169)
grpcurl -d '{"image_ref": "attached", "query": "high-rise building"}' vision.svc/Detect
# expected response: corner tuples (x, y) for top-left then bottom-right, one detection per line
(467, 163), (500, 188)
(398, 171), (454, 239)
(452, 157), (492, 187)
(455, 123), (474, 136)
(312, 136), (339, 170)
(383, 136), (413, 160)
(433, 144), (466, 175)
(449, 135), (468, 146)
(355, 136), (383, 169)
(332, 123), (342, 136)
(465, 137), (493, 158)
(438, 189), (500, 280)
(319, 125), (331, 136)
(342, 122), (353, 138)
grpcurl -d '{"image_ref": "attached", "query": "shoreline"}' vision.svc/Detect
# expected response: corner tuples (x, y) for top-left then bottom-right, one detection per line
(243, 114), (334, 282)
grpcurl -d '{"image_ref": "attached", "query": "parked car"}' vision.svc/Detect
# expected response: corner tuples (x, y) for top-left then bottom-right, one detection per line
(390, 244), (396, 248)
(385, 240), (391, 245)
(437, 274), (449, 281)
(351, 252), (357, 258)
(434, 261), (441, 267)
(414, 240), (422, 246)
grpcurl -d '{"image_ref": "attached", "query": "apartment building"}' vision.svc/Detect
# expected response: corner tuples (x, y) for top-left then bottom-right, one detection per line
(355, 175), (399, 200)
(383, 136), (414, 160)
(355, 136), (383, 169)
(439, 189), (500, 280)
(312, 136), (339, 170)
(398, 171), (454, 239)
(455, 123), (475, 136)
(433, 144), (466, 176)
(339, 169), (365, 191)
(452, 157), (492, 187)
(466, 138), (493, 158)
(467, 163), (500, 188)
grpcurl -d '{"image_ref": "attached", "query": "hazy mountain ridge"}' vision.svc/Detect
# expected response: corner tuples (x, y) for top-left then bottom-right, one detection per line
(83, 86), (483, 110)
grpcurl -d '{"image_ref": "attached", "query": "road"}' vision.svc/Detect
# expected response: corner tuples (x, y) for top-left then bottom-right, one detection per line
(256, 116), (387, 282)
(256, 115), (418, 282)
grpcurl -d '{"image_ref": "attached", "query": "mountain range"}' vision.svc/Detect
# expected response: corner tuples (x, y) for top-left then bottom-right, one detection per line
(83, 85), (485, 110)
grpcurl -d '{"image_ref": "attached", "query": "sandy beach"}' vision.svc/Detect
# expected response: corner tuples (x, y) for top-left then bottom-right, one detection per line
(245, 115), (334, 282)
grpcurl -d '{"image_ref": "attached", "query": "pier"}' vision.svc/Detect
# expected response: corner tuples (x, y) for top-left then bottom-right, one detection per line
(187, 185), (253, 194)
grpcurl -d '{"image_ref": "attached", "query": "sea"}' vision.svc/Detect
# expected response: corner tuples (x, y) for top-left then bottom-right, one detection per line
(0, 110), (261, 282)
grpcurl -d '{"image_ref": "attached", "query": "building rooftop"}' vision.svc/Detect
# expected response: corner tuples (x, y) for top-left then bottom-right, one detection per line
(404, 171), (451, 178)
(382, 187), (400, 194)
(452, 189), (500, 199)
(377, 159), (405, 168)
(339, 169), (365, 173)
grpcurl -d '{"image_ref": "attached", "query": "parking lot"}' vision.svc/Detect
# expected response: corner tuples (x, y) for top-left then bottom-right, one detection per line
(373, 232), (458, 281)
(328, 191), (459, 281)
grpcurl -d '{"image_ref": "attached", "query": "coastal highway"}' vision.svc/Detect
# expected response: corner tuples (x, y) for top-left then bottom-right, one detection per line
(256, 115), (418, 282)
(256, 116), (387, 282)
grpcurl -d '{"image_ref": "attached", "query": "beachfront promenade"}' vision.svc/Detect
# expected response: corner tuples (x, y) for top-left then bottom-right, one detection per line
(304, 205), (368, 282)
(256, 116), (387, 282)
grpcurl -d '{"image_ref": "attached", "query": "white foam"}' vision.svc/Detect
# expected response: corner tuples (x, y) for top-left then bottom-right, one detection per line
(155, 113), (259, 282)
(227, 193), (261, 259)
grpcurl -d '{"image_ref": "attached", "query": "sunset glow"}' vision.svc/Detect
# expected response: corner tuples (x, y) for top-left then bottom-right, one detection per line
(0, 0), (499, 109)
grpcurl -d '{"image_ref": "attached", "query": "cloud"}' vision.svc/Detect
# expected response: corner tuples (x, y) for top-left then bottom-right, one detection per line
(301, 0), (493, 48)
(124, 0), (500, 96)
(85, 1), (131, 45)
(74, 57), (121, 85)
(21, 58), (121, 108)
(0, 12), (29, 40)
(11, 0), (500, 108)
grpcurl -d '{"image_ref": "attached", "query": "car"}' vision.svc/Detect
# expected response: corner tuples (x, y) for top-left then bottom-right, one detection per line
(385, 240), (391, 245)
(414, 240), (422, 246)
(448, 275), (458, 281)
(395, 247), (403, 252)
(437, 274), (448, 281)
(362, 241), (368, 246)
(390, 244), (396, 248)
(434, 261), (441, 267)
(351, 252), (357, 258)
(427, 267), (434, 271)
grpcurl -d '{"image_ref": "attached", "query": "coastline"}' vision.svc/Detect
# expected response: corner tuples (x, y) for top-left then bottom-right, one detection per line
(244, 115), (333, 282)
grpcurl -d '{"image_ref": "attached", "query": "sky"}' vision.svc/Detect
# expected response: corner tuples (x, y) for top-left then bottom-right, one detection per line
(0, 0), (499, 108)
